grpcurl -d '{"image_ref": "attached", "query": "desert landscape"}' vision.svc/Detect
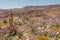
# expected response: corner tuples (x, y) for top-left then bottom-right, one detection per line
(0, 4), (60, 40)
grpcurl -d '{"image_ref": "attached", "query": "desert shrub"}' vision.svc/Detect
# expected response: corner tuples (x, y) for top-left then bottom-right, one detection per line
(56, 34), (60, 38)
(43, 31), (48, 36)
(17, 32), (23, 39)
(49, 33), (55, 38)
(8, 37), (12, 40)
(30, 27), (35, 33)
(3, 20), (7, 24)
(9, 29), (17, 36)
(14, 21), (22, 26)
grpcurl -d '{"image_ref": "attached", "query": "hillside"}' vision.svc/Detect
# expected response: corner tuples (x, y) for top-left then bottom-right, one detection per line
(0, 4), (60, 40)
(0, 4), (60, 24)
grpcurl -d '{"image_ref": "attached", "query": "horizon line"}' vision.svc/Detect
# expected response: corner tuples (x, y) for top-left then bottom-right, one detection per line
(0, 4), (60, 9)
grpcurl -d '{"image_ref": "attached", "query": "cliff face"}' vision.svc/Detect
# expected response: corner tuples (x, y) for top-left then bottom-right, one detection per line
(0, 4), (60, 24)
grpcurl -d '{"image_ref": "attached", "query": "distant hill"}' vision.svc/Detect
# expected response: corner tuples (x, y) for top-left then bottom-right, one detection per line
(0, 4), (60, 24)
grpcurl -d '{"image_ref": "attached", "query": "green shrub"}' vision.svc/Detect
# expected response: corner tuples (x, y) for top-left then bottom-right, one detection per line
(3, 20), (7, 24)
(17, 32), (23, 39)
(30, 27), (34, 33)
(9, 29), (17, 36)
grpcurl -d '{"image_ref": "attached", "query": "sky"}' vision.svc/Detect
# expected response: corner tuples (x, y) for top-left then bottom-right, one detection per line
(0, 0), (60, 9)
